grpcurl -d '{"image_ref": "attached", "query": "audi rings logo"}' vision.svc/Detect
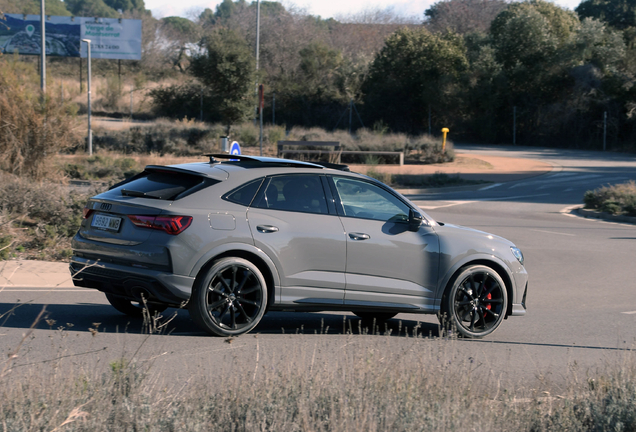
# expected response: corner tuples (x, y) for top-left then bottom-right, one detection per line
(99, 203), (112, 211)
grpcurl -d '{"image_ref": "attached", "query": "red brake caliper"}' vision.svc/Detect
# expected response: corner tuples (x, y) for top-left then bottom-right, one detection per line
(486, 293), (492, 310)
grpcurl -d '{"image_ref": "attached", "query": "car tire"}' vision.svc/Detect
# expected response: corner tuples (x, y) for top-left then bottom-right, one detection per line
(440, 265), (507, 338)
(354, 312), (397, 321)
(189, 257), (267, 337)
(105, 293), (168, 317)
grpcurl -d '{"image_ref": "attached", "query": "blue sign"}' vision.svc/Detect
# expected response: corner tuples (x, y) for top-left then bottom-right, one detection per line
(230, 141), (241, 156)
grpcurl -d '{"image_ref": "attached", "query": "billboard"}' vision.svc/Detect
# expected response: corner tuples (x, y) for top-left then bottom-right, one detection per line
(0, 14), (142, 60)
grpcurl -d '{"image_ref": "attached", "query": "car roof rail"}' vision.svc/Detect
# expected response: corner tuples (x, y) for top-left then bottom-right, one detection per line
(202, 154), (349, 171)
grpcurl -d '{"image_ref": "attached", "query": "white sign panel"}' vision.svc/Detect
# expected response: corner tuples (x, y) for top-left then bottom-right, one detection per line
(80, 19), (142, 60)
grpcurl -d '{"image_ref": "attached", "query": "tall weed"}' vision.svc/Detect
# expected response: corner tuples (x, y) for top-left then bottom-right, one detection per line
(0, 57), (81, 179)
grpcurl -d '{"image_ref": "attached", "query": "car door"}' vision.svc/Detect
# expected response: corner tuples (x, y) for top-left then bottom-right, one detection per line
(329, 176), (440, 312)
(247, 174), (347, 305)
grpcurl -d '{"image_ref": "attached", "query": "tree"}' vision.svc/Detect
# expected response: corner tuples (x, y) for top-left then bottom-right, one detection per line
(424, 0), (507, 34)
(361, 27), (468, 133)
(190, 29), (256, 134)
(64, 0), (119, 18)
(1, 0), (71, 15)
(576, 0), (636, 30)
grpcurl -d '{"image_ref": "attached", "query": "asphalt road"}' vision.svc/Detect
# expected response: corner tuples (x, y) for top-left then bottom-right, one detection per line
(2, 145), (636, 387)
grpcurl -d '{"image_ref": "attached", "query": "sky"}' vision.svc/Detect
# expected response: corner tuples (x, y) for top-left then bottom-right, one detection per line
(145, 0), (583, 21)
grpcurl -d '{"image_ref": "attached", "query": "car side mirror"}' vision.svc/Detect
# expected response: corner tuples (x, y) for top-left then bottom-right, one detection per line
(408, 209), (423, 231)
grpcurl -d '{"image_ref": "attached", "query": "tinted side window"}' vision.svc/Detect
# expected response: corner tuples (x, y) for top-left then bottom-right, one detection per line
(224, 178), (263, 206)
(254, 175), (328, 214)
(332, 177), (410, 222)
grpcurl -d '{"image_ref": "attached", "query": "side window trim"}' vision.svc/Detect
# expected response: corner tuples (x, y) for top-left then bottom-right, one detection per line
(328, 175), (414, 223)
(251, 174), (331, 215)
(222, 178), (265, 207)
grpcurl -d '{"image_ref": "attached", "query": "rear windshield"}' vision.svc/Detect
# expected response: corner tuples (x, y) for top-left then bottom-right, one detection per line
(116, 171), (210, 200)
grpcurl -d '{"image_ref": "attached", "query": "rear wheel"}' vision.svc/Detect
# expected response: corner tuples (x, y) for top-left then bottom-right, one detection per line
(354, 312), (397, 321)
(105, 293), (168, 317)
(189, 257), (267, 337)
(440, 265), (507, 338)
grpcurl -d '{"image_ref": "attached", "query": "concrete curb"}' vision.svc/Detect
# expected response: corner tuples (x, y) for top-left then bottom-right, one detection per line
(576, 207), (636, 225)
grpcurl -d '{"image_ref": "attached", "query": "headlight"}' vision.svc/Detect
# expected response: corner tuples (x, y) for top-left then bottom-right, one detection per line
(511, 247), (524, 265)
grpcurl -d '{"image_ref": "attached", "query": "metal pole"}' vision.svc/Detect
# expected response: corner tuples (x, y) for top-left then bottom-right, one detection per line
(259, 95), (263, 156)
(118, 59), (122, 95)
(603, 111), (607, 151)
(130, 89), (133, 120)
(513, 106), (517, 146)
(40, 0), (46, 96)
(79, 58), (83, 93)
(254, 0), (260, 125)
(348, 98), (353, 134)
(83, 39), (92, 156)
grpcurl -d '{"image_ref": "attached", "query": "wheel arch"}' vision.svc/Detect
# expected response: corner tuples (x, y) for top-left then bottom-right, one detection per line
(439, 257), (515, 318)
(191, 246), (280, 310)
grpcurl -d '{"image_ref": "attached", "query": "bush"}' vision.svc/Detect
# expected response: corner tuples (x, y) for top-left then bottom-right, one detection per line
(0, 173), (89, 260)
(584, 181), (636, 216)
(63, 154), (140, 181)
(0, 57), (81, 179)
(89, 120), (224, 155)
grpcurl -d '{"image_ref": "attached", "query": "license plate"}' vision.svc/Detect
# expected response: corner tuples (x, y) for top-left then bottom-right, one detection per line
(91, 213), (122, 232)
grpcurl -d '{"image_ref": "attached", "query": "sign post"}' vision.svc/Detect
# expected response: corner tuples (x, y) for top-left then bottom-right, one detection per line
(441, 128), (449, 153)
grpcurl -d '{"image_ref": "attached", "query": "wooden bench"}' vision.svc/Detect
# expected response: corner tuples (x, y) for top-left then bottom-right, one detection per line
(277, 141), (404, 166)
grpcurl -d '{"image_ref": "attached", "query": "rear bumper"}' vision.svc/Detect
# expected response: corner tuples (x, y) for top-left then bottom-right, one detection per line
(70, 258), (195, 306)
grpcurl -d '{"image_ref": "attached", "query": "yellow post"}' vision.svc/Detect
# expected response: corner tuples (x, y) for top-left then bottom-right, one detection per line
(441, 128), (449, 153)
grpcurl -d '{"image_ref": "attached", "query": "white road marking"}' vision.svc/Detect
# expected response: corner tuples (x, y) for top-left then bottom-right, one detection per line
(476, 193), (550, 201)
(622, 311), (636, 315)
(416, 201), (475, 209)
(414, 193), (551, 210)
(528, 229), (576, 237)
(508, 174), (603, 189)
(479, 183), (502, 191)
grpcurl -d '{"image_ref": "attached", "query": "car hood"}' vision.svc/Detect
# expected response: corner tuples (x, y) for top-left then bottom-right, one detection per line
(434, 222), (516, 248)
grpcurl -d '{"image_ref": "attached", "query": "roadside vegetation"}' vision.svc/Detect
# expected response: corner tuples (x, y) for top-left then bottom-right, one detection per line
(5, 0), (636, 148)
(584, 180), (636, 216)
(1, 313), (636, 431)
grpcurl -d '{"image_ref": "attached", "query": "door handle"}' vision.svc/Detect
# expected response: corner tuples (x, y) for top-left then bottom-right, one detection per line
(348, 232), (370, 241)
(257, 225), (279, 233)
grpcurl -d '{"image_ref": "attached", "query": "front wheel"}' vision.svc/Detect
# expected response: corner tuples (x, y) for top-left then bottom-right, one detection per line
(441, 265), (507, 338)
(189, 257), (267, 337)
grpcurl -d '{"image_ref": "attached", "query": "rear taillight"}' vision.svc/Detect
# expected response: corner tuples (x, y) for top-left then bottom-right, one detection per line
(83, 206), (94, 219)
(128, 215), (193, 235)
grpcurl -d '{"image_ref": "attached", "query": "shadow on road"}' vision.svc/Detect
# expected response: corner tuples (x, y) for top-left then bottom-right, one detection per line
(0, 302), (441, 338)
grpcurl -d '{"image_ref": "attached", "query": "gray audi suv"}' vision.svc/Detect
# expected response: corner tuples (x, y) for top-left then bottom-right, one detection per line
(70, 154), (527, 338)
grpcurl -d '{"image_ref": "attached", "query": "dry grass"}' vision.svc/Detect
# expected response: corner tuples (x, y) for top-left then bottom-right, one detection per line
(2, 310), (636, 431)
(584, 180), (636, 216)
(0, 57), (82, 180)
(0, 173), (89, 260)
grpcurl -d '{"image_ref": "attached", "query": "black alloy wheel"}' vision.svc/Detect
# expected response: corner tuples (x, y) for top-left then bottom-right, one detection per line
(189, 257), (267, 336)
(442, 265), (507, 338)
